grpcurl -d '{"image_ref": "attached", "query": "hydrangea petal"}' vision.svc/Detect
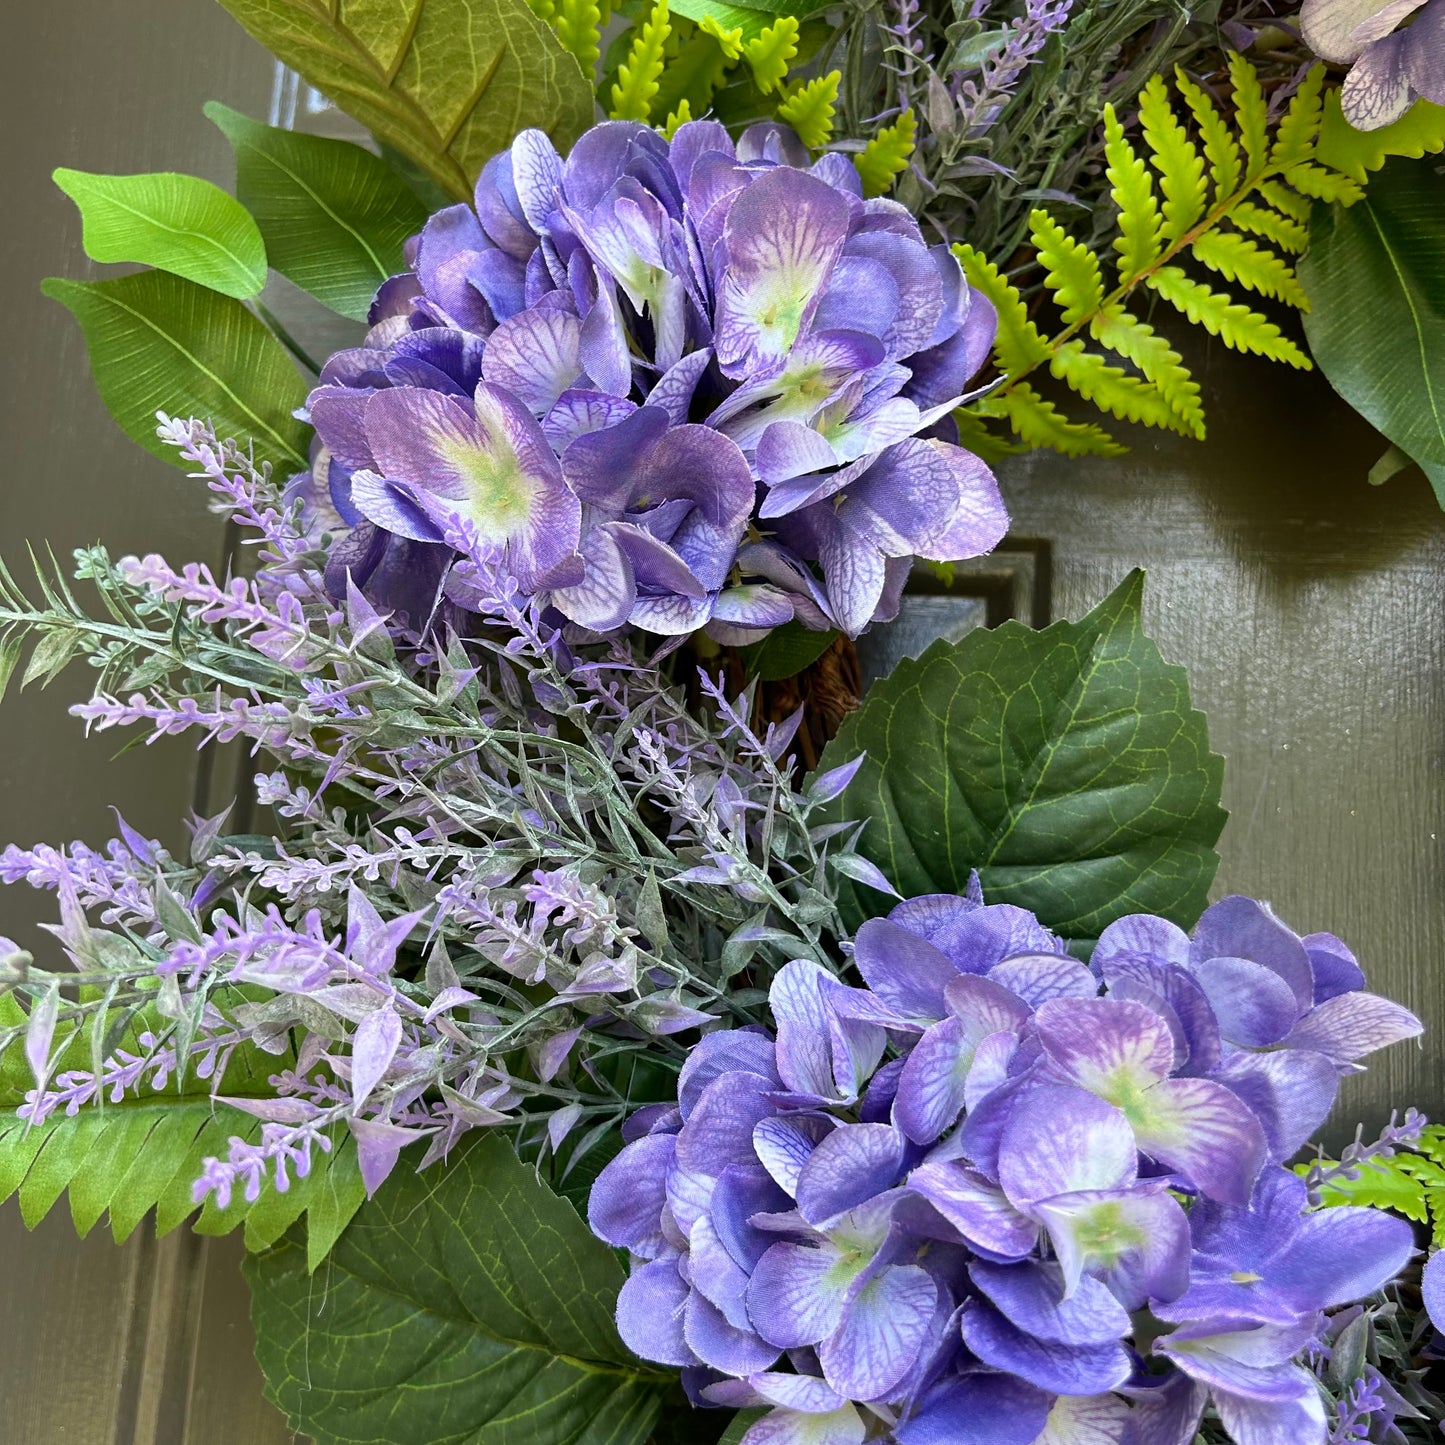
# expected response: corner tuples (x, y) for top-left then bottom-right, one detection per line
(677, 1070), (780, 1175)
(1281, 990), (1423, 1061)
(970, 1259), (1131, 1346)
(1192, 956), (1299, 1047)
(480, 307), (583, 415)
(678, 1031), (780, 1117)
(1034, 997), (1175, 1099)
(550, 522), (635, 631)
(1212, 1381), (1327, 1445)
(748, 1240), (856, 1347)
(690, 1210), (755, 1326)
(989, 953), (1097, 1008)
(851, 917), (962, 1023)
(1189, 897), (1314, 1011)
(1126, 1076), (1266, 1204)
(754, 1113), (836, 1197)
(541, 389), (637, 452)
(711, 1162), (794, 1271)
(1033, 1391), (1132, 1445)
(894, 1016), (977, 1144)
(588, 1132), (675, 1255)
(685, 1287), (782, 1375)
(898, 1372), (1054, 1445)
(960, 1304), (1132, 1395)
(999, 1085), (1137, 1210)
(742, 1405), (867, 1445)
(1095, 914), (1192, 972)
(818, 1263), (937, 1401)
(795, 1122), (907, 1225)
(906, 1161), (1039, 1260)
(715, 167), (851, 377)
(1210, 1049), (1339, 1160)
(617, 1258), (697, 1366)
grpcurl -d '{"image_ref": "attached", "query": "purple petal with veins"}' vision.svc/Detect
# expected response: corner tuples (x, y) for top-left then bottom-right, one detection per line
(1282, 990), (1422, 1061)
(818, 1263), (937, 1400)
(1212, 1379), (1326, 1445)
(908, 1160), (1039, 1259)
(715, 168), (851, 378)
(1095, 913), (1192, 972)
(1189, 896), (1314, 1011)
(549, 522), (635, 631)
(711, 1162), (792, 1270)
(589, 1133), (675, 1256)
(685, 1287), (781, 1374)
(1126, 1076), (1266, 1204)
(839, 230), (944, 359)
(1035, 998), (1175, 1098)
(350, 470), (445, 543)
(677, 1070), (778, 1176)
(960, 1304), (1132, 1395)
(480, 307), (583, 415)
(678, 1030), (779, 1118)
(898, 1372), (1053, 1445)
(756, 422), (839, 486)
(998, 1084), (1137, 1210)
(989, 953), (1097, 1007)
(748, 1239), (856, 1347)
(1034, 1184), (1191, 1306)
(1192, 956), (1299, 1047)
(542, 389), (637, 452)
(894, 1016), (981, 1144)
(754, 1113), (835, 1197)
(563, 405), (671, 511)
(617, 1259), (697, 1366)
(794, 1122), (906, 1225)
(647, 347), (713, 424)
(509, 128), (563, 231)
(969, 1258), (1131, 1345)
(1209, 1048), (1338, 1159)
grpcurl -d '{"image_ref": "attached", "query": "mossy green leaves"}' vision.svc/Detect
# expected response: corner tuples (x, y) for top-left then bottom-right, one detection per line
(52, 168), (267, 298)
(210, 0), (594, 204)
(246, 1133), (670, 1445)
(1301, 155), (1445, 508)
(207, 104), (429, 321)
(813, 573), (1226, 945)
(42, 271), (310, 470)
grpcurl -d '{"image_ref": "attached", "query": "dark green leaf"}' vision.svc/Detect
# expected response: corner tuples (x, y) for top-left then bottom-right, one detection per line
(1301, 157), (1445, 508)
(211, 0), (594, 204)
(738, 621), (838, 681)
(52, 168), (267, 299)
(247, 1132), (669, 1445)
(716, 1409), (767, 1445)
(812, 571), (1226, 944)
(206, 104), (428, 321)
(42, 270), (310, 470)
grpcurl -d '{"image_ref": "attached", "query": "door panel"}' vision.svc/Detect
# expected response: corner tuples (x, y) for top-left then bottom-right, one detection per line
(1, 6), (1440, 1439)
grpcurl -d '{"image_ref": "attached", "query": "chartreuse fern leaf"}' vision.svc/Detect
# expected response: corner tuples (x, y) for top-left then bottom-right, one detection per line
(952, 243), (1051, 375)
(527, 0), (557, 22)
(1031, 213), (1103, 326)
(976, 386), (1125, 458)
(958, 57), (1352, 457)
(1175, 69), (1241, 199)
(777, 71), (840, 150)
(855, 110), (916, 198)
(662, 100), (693, 139)
(1139, 75), (1206, 242)
(743, 16), (798, 94)
(609, 0), (671, 121)
(554, 0), (603, 73)
(698, 14), (743, 59)
(1228, 51), (1269, 173)
(1304, 1127), (1445, 1249)
(1145, 266), (1311, 367)
(650, 28), (735, 121)
(0, 993), (363, 1267)
(1103, 105), (1162, 283)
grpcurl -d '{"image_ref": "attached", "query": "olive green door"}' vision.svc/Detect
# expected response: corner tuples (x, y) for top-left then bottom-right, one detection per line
(2, 4), (1441, 1439)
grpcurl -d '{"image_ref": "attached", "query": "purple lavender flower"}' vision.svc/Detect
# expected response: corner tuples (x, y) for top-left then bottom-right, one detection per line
(1302, 0), (1445, 129)
(308, 119), (1009, 640)
(589, 883), (1422, 1445)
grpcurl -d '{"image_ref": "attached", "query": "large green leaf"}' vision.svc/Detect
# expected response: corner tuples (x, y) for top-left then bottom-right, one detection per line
(207, 104), (428, 321)
(1300, 156), (1445, 507)
(1316, 92), (1445, 188)
(52, 167), (267, 299)
(246, 1132), (670, 1445)
(0, 994), (364, 1263)
(43, 269), (310, 470)
(813, 572), (1226, 944)
(211, 0), (595, 204)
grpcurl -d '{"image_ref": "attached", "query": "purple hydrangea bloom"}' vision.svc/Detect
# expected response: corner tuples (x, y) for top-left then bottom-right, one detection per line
(589, 885), (1421, 1445)
(307, 120), (1008, 639)
(1302, 0), (1445, 129)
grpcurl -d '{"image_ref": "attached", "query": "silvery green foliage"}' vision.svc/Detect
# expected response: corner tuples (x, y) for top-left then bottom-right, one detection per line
(0, 419), (888, 1204)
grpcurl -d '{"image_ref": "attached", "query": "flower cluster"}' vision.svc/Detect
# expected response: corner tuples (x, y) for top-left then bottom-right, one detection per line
(307, 119), (1007, 640)
(589, 888), (1423, 1445)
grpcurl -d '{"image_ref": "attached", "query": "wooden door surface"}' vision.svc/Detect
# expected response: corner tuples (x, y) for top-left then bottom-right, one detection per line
(1, 5), (1441, 1440)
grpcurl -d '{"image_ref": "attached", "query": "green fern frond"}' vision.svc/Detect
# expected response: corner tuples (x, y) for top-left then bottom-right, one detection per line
(978, 385), (1125, 457)
(1305, 1129), (1445, 1247)
(1270, 64), (1325, 170)
(1139, 75), (1207, 242)
(1227, 51), (1269, 173)
(662, 99), (693, 139)
(554, 0), (603, 72)
(651, 30), (735, 121)
(1050, 342), (1188, 433)
(1146, 265), (1311, 367)
(1286, 161), (1364, 204)
(698, 14), (743, 60)
(855, 110), (916, 198)
(1031, 212), (1103, 326)
(952, 406), (1028, 465)
(0, 994), (363, 1266)
(1090, 306), (1204, 438)
(952, 242), (1051, 375)
(1257, 179), (1313, 224)
(609, 0), (671, 121)
(1175, 68), (1241, 199)
(743, 16), (798, 95)
(1190, 230), (1309, 308)
(1103, 105), (1162, 282)
(526, 0), (557, 22)
(777, 71), (840, 150)
(1230, 201), (1309, 254)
